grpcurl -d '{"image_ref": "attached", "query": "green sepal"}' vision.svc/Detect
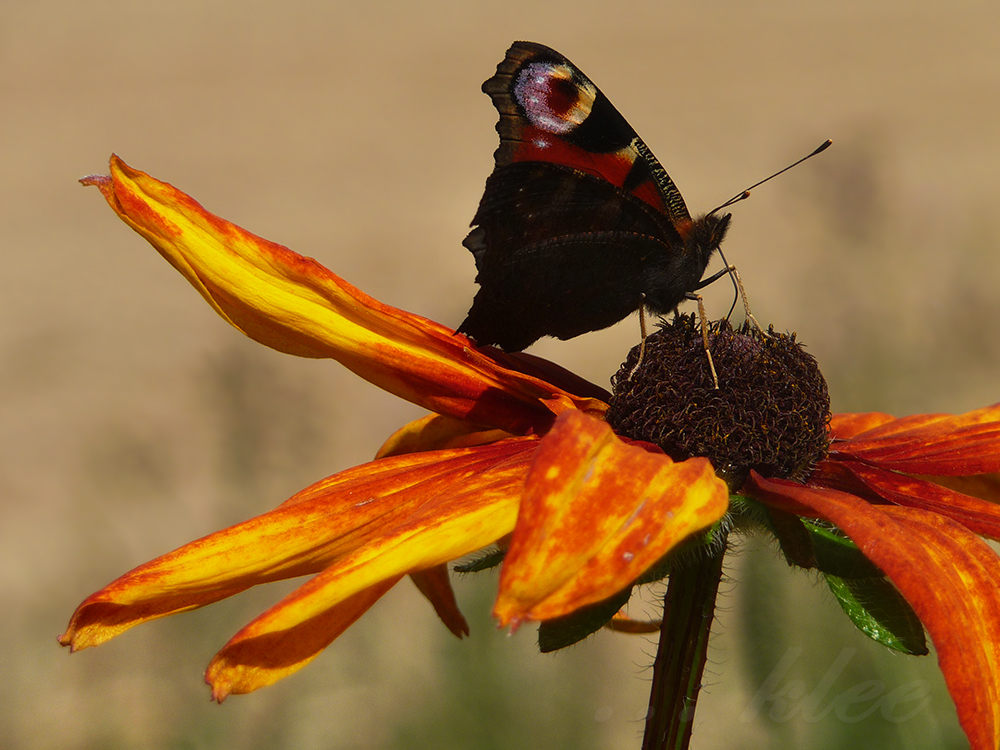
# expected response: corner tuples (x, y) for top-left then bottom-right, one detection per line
(453, 547), (505, 573)
(748, 493), (884, 579)
(537, 586), (633, 653)
(824, 574), (928, 655)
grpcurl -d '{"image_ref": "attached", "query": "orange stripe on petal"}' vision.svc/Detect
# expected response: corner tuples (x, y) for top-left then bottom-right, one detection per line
(83, 156), (604, 434)
(60, 439), (535, 651)
(833, 403), (1000, 475)
(746, 473), (1000, 750)
(494, 410), (729, 627)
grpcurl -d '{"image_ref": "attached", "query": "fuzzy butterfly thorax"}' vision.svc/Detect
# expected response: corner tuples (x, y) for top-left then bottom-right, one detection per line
(640, 211), (731, 316)
(459, 42), (733, 352)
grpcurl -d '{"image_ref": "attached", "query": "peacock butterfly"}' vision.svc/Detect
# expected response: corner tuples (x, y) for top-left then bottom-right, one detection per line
(458, 41), (733, 352)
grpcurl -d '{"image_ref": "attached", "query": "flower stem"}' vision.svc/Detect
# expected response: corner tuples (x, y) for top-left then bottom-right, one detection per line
(641, 537), (728, 750)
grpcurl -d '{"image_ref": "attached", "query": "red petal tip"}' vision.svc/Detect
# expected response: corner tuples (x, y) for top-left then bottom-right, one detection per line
(80, 174), (111, 188)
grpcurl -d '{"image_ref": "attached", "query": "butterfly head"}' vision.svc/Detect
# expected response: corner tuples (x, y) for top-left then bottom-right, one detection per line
(687, 211), (731, 266)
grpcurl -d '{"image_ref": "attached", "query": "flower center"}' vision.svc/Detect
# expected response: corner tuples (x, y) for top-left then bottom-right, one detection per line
(607, 315), (830, 490)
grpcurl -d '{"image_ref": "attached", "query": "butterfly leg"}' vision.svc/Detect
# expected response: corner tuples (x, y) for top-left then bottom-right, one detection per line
(627, 296), (649, 381)
(685, 291), (720, 389)
(727, 265), (760, 330)
(694, 264), (760, 330)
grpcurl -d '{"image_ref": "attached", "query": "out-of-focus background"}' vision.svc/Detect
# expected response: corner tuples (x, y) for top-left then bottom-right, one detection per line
(3, 1), (997, 748)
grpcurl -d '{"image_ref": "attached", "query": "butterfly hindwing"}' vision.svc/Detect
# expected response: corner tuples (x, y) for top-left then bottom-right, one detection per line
(459, 161), (684, 351)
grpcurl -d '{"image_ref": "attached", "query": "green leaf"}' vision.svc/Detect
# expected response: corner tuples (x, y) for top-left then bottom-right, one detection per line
(806, 521), (884, 578)
(537, 586), (632, 653)
(824, 574), (928, 655)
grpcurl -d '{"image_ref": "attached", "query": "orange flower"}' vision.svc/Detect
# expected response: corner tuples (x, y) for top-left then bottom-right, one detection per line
(744, 408), (1000, 750)
(60, 156), (729, 701)
(61, 156), (1000, 750)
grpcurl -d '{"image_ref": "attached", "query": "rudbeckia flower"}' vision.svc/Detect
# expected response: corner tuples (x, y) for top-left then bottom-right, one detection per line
(61, 156), (1000, 750)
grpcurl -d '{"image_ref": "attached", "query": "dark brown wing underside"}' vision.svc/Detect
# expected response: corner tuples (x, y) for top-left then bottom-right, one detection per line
(458, 162), (684, 351)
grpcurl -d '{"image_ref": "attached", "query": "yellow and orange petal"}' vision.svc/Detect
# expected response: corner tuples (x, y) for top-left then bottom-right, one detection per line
(204, 440), (538, 698)
(60, 438), (536, 652)
(494, 410), (730, 627)
(83, 156), (606, 435)
(747, 473), (1000, 750)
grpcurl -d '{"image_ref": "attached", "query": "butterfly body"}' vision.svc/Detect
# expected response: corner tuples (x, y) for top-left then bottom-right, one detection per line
(459, 41), (730, 352)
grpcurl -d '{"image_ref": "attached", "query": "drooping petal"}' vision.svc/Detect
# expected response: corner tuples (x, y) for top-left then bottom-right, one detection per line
(746, 473), (1000, 750)
(205, 445), (535, 696)
(82, 156), (606, 434)
(494, 410), (730, 627)
(410, 564), (470, 639)
(60, 438), (536, 651)
(831, 403), (1000, 475)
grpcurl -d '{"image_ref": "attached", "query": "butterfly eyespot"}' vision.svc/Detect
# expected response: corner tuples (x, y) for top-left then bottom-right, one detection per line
(513, 61), (596, 134)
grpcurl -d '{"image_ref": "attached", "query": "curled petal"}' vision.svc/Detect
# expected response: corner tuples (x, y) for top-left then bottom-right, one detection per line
(605, 611), (661, 634)
(746, 473), (1000, 750)
(60, 439), (535, 651)
(494, 410), (729, 627)
(832, 403), (1000, 475)
(205, 445), (533, 695)
(82, 156), (605, 434)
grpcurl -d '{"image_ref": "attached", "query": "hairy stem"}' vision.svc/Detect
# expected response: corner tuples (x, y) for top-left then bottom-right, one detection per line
(641, 539), (728, 750)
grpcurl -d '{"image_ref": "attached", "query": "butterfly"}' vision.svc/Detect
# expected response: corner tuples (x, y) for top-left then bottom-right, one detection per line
(457, 41), (733, 352)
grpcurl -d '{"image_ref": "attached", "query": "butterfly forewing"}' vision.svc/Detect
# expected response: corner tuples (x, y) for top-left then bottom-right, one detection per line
(482, 42), (690, 221)
(460, 42), (726, 351)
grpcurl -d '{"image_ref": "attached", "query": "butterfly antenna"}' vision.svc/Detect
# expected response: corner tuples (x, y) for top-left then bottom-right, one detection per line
(709, 139), (832, 215)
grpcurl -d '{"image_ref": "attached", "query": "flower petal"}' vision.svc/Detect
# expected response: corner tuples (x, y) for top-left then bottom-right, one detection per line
(493, 410), (730, 627)
(207, 577), (400, 702)
(605, 612), (661, 634)
(832, 403), (1000, 475)
(375, 413), (515, 458)
(921, 472), (1000, 504)
(829, 412), (895, 440)
(83, 156), (605, 434)
(410, 564), (470, 639)
(818, 458), (1000, 539)
(205, 444), (534, 695)
(746, 473), (1000, 750)
(60, 439), (535, 651)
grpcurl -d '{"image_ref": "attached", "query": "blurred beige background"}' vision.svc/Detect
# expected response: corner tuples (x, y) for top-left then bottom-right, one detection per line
(2, 1), (997, 748)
